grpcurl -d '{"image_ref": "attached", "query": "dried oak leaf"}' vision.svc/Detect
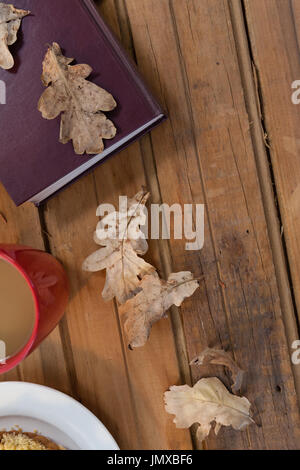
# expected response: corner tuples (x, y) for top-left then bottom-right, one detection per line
(82, 190), (155, 304)
(190, 348), (245, 394)
(120, 272), (199, 348)
(38, 42), (117, 155)
(0, 3), (29, 70)
(94, 189), (150, 255)
(165, 377), (254, 442)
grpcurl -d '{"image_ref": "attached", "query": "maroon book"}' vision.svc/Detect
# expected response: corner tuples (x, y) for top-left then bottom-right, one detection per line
(0, 0), (165, 206)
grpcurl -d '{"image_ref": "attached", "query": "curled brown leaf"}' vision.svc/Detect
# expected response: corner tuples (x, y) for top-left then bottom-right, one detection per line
(190, 348), (245, 394)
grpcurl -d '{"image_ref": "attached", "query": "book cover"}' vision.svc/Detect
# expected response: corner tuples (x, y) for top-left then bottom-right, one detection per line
(0, 0), (165, 205)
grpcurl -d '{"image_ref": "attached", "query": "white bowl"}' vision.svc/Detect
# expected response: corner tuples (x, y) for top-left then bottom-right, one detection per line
(0, 381), (119, 450)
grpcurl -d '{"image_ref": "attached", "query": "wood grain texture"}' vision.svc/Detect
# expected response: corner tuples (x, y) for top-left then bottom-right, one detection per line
(0, 0), (299, 451)
(122, 0), (300, 449)
(229, 0), (300, 401)
(244, 0), (300, 330)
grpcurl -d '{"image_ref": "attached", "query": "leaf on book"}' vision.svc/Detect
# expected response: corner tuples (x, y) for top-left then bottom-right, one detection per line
(38, 42), (117, 155)
(164, 377), (254, 442)
(120, 272), (200, 348)
(0, 3), (29, 70)
(82, 189), (155, 303)
(190, 348), (245, 394)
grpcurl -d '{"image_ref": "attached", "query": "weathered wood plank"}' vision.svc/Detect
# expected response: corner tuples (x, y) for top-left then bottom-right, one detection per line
(229, 0), (300, 400)
(124, 0), (300, 449)
(244, 0), (300, 333)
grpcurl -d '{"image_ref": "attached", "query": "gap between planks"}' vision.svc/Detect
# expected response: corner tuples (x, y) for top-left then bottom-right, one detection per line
(228, 0), (300, 401)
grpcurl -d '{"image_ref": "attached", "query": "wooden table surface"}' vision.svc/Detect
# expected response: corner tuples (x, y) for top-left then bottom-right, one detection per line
(1, 0), (300, 450)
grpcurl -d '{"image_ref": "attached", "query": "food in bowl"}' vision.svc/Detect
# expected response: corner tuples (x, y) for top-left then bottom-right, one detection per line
(0, 431), (63, 450)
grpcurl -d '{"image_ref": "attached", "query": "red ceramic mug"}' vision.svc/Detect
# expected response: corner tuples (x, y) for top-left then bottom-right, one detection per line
(0, 244), (69, 374)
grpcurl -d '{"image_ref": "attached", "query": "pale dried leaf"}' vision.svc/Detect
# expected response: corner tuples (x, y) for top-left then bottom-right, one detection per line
(190, 348), (245, 394)
(83, 241), (155, 304)
(83, 189), (153, 303)
(38, 42), (117, 155)
(95, 189), (150, 253)
(120, 272), (199, 348)
(163, 272), (200, 310)
(0, 3), (29, 70)
(165, 377), (254, 441)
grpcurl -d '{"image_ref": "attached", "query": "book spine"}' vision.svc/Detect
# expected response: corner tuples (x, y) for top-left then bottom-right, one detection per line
(80, 0), (164, 116)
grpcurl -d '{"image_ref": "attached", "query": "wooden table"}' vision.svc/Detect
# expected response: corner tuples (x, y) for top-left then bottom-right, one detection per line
(1, 0), (300, 450)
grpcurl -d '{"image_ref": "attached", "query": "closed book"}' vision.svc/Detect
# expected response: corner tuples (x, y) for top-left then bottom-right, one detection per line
(0, 0), (165, 206)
